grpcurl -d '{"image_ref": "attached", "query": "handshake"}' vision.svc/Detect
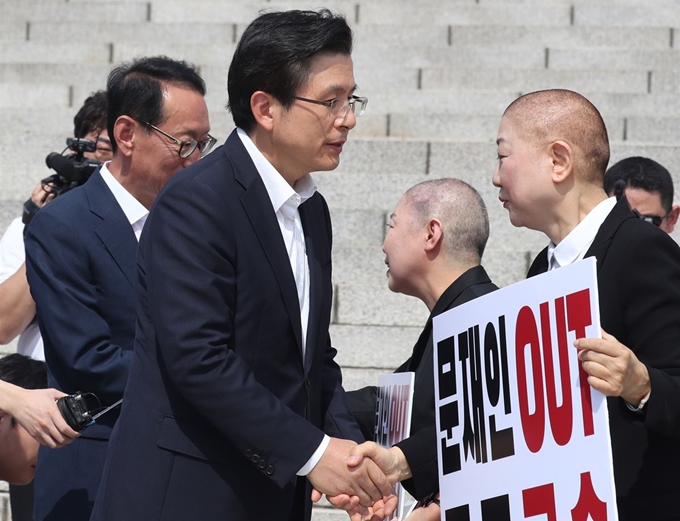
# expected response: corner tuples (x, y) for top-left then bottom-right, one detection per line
(308, 438), (414, 520)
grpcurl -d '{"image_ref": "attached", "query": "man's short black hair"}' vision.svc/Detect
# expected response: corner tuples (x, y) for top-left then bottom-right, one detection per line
(106, 55), (206, 154)
(604, 156), (674, 211)
(0, 354), (47, 390)
(227, 9), (353, 132)
(73, 90), (108, 139)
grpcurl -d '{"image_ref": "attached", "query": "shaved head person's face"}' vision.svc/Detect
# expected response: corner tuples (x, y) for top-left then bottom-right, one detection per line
(493, 114), (558, 231)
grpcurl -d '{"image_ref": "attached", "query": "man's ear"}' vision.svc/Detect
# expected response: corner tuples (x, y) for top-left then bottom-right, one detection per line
(424, 218), (444, 253)
(666, 205), (680, 233)
(250, 91), (276, 132)
(549, 140), (573, 184)
(112, 115), (137, 157)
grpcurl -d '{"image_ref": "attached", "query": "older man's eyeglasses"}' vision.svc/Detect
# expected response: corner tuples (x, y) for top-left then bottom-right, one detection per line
(144, 122), (217, 158)
(292, 95), (368, 119)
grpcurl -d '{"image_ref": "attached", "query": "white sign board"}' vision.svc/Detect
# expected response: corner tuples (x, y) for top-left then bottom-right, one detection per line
(375, 372), (416, 520)
(433, 258), (617, 521)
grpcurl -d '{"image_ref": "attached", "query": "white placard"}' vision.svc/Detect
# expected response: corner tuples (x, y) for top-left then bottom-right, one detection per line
(375, 372), (416, 520)
(433, 258), (617, 521)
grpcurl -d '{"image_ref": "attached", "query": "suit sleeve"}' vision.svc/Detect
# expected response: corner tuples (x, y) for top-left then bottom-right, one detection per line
(24, 206), (132, 404)
(608, 223), (680, 437)
(140, 179), (325, 489)
(345, 386), (378, 441)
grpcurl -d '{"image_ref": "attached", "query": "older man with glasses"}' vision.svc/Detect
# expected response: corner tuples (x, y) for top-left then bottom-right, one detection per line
(24, 55), (214, 521)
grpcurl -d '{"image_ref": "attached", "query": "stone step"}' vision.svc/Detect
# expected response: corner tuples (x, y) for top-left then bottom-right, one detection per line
(0, 83), (71, 108)
(0, 42), (111, 64)
(574, 3), (680, 27)
(548, 48), (680, 71)
(626, 117), (680, 144)
(1, 1), (148, 22)
(357, 2), (572, 26)
(445, 25), (672, 50)
(27, 21), (236, 46)
(421, 67), (649, 94)
(352, 46), (546, 69)
(330, 324), (420, 370)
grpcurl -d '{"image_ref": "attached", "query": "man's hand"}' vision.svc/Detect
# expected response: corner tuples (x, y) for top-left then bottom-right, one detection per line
(347, 442), (412, 484)
(345, 495), (399, 521)
(319, 442), (410, 519)
(0, 381), (79, 448)
(574, 328), (651, 407)
(307, 438), (394, 508)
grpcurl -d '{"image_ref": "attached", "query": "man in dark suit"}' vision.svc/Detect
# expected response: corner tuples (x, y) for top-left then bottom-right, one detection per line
(604, 156), (680, 234)
(345, 179), (497, 500)
(90, 10), (392, 521)
(24, 56), (214, 521)
(493, 89), (680, 521)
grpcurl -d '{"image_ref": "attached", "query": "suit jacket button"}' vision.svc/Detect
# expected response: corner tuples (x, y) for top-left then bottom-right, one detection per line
(258, 460), (266, 469)
(266, 465), (275, 475)
(251, 454), (260, 463)
(245, 449), (252, 458)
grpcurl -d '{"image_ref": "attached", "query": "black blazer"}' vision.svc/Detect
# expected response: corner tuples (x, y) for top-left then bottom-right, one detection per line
(528, 196), (680, 521)
(347, 265), (497, 499)
(90, 131), (362, 521)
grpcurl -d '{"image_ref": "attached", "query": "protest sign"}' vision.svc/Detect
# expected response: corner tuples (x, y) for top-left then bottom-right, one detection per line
(375, 372), (416, 520)
(433, 258), (617, 520)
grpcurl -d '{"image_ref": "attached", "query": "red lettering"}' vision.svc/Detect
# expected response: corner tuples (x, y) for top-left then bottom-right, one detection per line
(522, 483), (556, 521)
(541, 298), (573, 446)
(566, 289), (595, 436)
(515, 306), (544, 453)
(571, 472), (608, 521)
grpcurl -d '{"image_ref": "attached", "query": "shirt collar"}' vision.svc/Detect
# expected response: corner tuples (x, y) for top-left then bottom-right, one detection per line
(236, 128), (316, 214)
(548, 197), (617, 269)
(98, 162), (149, 228)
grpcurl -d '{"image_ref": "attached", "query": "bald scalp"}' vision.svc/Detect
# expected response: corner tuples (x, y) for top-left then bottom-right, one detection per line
(403, 178), (489, 264)
(504, 89), (610, 185)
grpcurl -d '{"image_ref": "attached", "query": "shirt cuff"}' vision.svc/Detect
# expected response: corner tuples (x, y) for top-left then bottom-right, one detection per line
(625, 389), (651, 413)
(297, 435), (330, 476)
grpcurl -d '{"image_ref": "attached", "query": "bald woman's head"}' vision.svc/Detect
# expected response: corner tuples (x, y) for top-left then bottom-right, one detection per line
(504, 89), (610, 185)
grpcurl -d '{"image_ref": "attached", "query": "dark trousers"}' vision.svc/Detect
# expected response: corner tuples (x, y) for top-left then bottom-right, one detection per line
(10, 482), (34, 521)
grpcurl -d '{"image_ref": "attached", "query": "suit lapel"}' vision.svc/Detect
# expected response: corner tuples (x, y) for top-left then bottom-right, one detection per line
(87, 171), (138, 287)
(584, 196), (634, 271)
(300, 200), (322, 374)
(230, 133), (304, 355)
(528, 197), (633, 278)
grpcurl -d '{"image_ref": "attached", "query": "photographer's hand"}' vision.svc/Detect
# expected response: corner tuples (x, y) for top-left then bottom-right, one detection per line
(32, 179), (55, 208)
(0, 380), (79, 448)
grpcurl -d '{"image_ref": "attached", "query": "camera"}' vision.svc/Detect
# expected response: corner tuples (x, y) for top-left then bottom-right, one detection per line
(22, 137), (101, 228)
(56, 392), (96, 432)
(56, 392), (123, 432)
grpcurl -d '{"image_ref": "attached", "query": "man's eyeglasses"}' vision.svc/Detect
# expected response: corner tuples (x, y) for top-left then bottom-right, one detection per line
(144, 122), (217, 158)
(633, 209), (670, 227)
(292, 95), (368, 119)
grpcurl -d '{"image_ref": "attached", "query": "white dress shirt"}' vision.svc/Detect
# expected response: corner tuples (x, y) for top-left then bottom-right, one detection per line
(236, 128), (329, 476)
(0, 218), (44, 360)
(547, 197), (617, 271)
(99, 162), (149, 241)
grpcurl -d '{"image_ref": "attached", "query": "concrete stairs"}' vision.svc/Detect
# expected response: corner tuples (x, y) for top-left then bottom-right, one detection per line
(1, 0), (680, 518)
